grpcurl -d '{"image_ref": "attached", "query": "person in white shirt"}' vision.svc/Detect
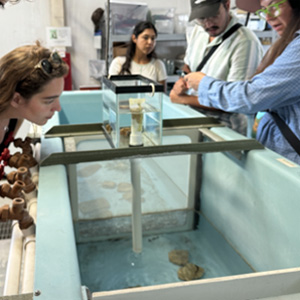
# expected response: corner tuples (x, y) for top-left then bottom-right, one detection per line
(109, 21), (167, 92)
(170, 0), (264, 135)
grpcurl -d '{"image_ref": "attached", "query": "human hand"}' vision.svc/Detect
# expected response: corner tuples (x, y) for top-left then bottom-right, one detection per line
(169, 89), (186, 104)
(184, 72), (206, 91)
(172, 77), (188, 95)
(169, 90), (198, 106)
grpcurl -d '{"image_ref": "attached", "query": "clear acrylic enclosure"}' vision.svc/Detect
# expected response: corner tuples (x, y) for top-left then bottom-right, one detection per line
(102, 75), (163, 148)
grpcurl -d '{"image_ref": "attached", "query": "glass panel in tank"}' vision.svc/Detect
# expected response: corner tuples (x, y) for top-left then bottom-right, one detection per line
(113, 79), (149, 87)
(75, 135), (192, 221)
(68, 133), (195, 245)
(103, 75), (164, 94)
(102, 75), (163, 148)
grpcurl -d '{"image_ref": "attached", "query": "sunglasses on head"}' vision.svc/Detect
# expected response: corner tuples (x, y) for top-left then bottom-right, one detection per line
(34, 52), (63, 76)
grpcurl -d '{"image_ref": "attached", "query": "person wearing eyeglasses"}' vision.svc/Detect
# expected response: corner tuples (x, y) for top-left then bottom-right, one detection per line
(169, 0), (263, 136)
(108, 21), (167, 92)
(184, 0), (300, 164)
(0, 42), (69, 154)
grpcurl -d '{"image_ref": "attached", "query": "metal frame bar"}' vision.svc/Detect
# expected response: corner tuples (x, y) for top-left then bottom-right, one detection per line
(40, 138), (263, 167)
(42, 118), (263, 168)
(43, 118), (222, 138)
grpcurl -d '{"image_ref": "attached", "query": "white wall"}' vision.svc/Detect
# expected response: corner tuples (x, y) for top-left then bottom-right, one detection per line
(0, 1), (50, 55)
(0, 0), (190, 89)
(64, 0), (109, 89)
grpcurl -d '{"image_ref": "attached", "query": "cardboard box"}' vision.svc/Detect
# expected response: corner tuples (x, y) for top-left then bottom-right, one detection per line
(113, 42), (128, 57)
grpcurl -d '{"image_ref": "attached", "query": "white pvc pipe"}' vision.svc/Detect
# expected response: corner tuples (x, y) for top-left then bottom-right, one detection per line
(30, 164), (39, 187)
(3, 221), (23, 296)
(25, 191), (38, 224)
(4, 154), (39, 295)
(21, 235), (36, 294)
(21, 189), (37, 294)
(33, 143), (41, 164)
(130, 158), (142, 253)
(20, 152), (39, 293)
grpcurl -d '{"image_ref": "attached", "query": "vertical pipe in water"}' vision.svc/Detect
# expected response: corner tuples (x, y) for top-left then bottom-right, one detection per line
(130, 158), (142, 253)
